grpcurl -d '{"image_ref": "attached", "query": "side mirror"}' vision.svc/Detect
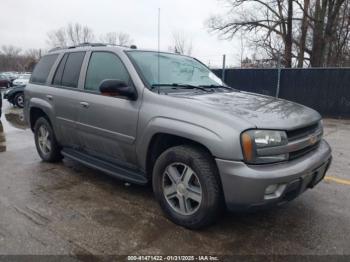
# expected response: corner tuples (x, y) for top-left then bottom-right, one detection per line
(99, 79), (137, 100)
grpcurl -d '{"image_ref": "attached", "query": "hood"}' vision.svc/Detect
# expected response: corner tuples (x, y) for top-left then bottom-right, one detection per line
(176, 91), (321, 130)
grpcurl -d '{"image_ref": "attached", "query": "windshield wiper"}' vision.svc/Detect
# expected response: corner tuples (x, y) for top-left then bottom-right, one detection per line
(199, 84), (237, 91)
(151, 83), (212, 92)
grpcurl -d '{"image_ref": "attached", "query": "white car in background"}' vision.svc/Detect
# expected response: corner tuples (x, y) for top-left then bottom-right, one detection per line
(13, 74), (31, 86)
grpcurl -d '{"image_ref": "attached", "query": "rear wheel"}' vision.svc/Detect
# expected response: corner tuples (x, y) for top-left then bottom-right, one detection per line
(14, 93), (24, 108)
(152, 145), (223, 229)
(34, 117), (62, 162)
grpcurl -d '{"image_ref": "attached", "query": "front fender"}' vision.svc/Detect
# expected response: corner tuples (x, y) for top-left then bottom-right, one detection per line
(136, 116), (235, 170)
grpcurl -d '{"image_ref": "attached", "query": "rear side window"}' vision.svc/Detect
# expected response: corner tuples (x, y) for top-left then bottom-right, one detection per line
(85, 52), (130, 92)
(52, 52), (85, 88)
(31, 54), (58, 84)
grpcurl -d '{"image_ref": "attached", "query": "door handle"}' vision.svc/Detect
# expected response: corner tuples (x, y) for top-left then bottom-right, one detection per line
(80, 102), (89, 108)
(46, 95), (53, 101)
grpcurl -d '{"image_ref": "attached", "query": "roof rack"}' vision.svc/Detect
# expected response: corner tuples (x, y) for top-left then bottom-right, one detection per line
(67, 42), (106, 49)
(48, 47), (63, 53)
(48, 42), (137, 53)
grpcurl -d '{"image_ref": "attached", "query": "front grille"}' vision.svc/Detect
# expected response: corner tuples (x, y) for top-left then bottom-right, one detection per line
(287, 122), (322, 160)
(289, 141), (320, 160)
(287, 122), (320, 141)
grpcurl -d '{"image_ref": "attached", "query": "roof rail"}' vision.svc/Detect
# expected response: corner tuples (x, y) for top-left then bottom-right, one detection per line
(101, 43), (137, 49)
(48, 47), (62, 53)
(68, 42), (107, 49)
(48, 42), (137, 53)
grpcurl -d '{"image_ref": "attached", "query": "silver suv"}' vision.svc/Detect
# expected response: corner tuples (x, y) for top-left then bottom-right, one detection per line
(24, 43), (332, 229)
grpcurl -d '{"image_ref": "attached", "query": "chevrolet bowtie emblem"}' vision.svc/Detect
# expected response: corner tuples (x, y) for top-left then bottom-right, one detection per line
(309, 134), (318, 145)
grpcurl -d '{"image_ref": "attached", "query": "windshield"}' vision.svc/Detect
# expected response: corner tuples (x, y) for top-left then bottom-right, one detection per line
(127, 51), (224, 89)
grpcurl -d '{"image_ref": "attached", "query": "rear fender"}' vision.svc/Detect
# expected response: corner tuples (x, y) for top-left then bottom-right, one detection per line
(27, 98), (55, 130)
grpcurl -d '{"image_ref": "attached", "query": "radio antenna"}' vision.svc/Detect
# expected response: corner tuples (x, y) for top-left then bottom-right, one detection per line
(157, 8), (160, 94)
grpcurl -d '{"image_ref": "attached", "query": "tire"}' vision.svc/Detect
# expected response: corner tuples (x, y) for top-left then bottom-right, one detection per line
(14, 93), (24, 108)
(6, 82), (10, 89)
(152, 145), (223, 229)
(34, 117), (62, 162)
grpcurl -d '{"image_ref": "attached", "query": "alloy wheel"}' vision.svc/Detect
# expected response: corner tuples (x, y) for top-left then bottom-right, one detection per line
(162, 162), (202, 216)
(37, 125), (52, 155)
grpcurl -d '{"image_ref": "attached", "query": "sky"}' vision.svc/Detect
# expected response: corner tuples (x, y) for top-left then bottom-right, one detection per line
(0, 0), (241, 67)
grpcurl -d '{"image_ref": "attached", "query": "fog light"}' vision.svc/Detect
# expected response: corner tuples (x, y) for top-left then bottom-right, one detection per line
(264, 184), (286, 200)
(265, 184), (279, 195)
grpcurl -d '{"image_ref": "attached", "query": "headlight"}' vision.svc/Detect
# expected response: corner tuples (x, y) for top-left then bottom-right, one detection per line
(241, 130), (288, 164)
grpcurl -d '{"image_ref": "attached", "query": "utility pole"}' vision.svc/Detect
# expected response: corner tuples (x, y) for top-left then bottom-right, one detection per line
(276, 54), (281, 98)
(157, 8), (160, 93)
(222, 54), (226, 81)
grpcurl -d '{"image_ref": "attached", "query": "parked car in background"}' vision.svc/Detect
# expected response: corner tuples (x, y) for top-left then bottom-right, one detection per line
(4, 85), (25, 108)
(0, 75), (11, 89)
(24, 44), (332, 229)
(2, 72), (18, 85)
(13, 74), (31, 86)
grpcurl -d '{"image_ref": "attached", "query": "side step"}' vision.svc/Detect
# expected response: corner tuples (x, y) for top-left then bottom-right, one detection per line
(61, 148), (148, 185)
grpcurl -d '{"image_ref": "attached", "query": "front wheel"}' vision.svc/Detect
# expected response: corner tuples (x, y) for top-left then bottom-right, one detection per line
(34, 117), (62, 162)
(152, 145), (223, 229)
(14, 93), (24, 108)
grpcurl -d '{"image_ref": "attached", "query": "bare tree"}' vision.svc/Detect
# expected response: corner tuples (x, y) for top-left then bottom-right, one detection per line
(295, 0), (310, 67)
(23, 49), (42, 71)
(311, 0), (348, 66)
(0, 45), (22, 71)
(170, 31), (193, 55)
(1, 45), (22, 57)
(66, 23), (94, 45)
(25, 48), (42, 60)
(330, 0), (350, 66)
(47, 28), (68, 48)
(207, 0), (296, 67)
(100, 32), (133, 46)
(47, 23), (95, 48)
(0, 46), (42, 72)
(207, 0), (349, 67)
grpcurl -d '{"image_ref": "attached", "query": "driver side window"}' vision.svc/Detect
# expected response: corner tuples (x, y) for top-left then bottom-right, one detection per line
(85, 52), (130, 92)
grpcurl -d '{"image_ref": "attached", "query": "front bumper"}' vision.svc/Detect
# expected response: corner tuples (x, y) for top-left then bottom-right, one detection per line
(216, 139), (332, 211)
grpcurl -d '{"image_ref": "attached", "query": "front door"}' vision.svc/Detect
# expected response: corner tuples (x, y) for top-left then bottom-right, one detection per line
(77, 51), (140, 168)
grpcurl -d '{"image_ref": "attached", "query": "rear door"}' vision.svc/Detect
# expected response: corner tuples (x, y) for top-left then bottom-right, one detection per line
(77, 51), (141, 168)
(49, 51), (86, 148)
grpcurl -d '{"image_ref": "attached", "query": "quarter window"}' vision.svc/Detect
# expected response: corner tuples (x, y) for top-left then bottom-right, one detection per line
(52, 54), (68, 86)
(85, 52), (130, 92)
(31, 54), (58, 84)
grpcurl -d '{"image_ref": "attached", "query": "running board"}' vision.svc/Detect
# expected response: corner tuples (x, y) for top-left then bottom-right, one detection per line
(61, 148), (148, 185)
